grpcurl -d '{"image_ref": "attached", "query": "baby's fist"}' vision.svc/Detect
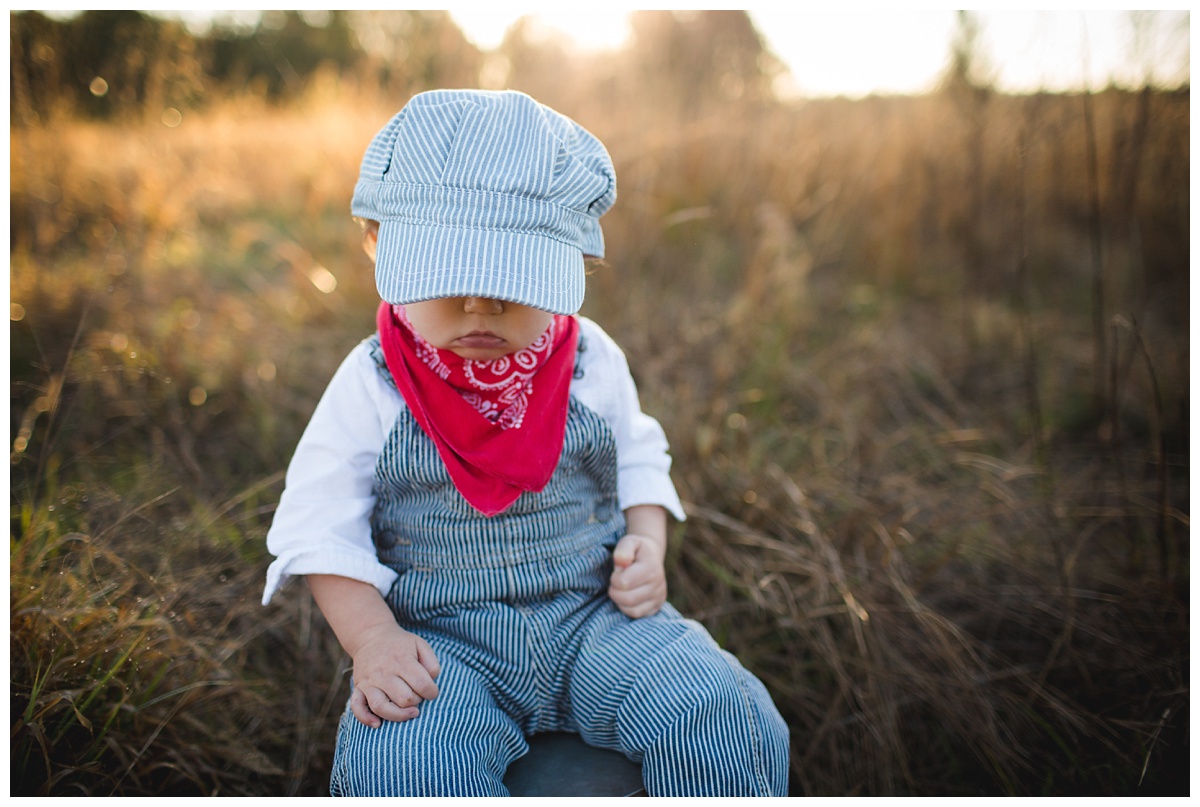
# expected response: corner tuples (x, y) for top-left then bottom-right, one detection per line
(608, 533), (667, 618)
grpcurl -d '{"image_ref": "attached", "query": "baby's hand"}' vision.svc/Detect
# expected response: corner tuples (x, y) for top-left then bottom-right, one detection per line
(348, 622), (441, 728)
(609, 532), (667, 618)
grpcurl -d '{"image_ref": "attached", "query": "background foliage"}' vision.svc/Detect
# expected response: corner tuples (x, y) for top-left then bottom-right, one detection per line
(10, 9), (1189, 796)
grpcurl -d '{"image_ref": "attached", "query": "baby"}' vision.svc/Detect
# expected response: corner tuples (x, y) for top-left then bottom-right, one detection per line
(263, 89), (789, 797)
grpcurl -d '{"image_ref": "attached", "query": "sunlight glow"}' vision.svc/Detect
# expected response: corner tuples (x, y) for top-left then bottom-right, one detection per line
(445, 4), (636, 52)
(445, 7), (1190, 97)
(114, 8), (1193, 98)
(751, 9), (955, 97)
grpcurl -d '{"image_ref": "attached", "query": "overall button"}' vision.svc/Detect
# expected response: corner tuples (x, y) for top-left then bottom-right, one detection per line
(378, 530), (411, 548)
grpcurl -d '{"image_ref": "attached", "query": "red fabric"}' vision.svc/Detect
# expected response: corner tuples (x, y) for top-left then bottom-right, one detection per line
(376, 301), (579, 517)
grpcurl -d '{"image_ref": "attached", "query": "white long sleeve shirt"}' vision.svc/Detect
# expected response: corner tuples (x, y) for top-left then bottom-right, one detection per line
(262, 316), (685, 605)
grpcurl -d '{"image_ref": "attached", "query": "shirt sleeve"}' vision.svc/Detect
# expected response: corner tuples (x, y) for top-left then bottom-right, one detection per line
(261, 340), (401, 605)
(572, 318), (687, 522)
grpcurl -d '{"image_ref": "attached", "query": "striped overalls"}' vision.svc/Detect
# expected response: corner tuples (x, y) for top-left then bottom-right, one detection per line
(328, 337), (790, 797)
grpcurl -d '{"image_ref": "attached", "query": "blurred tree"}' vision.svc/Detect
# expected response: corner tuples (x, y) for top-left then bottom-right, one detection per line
(494, 17), (582, 114)
(10, 11), (64, 124)
(205, 10), (362, 99)
(345, 10), (483, 99)
(625, 10), (784, 118)
(10, 10), (205, 122)
(1125, 10), (1190, 90)
(9, 9), (487, 120)
(940, 10), (995, 98)
(938, 11), (996, 301)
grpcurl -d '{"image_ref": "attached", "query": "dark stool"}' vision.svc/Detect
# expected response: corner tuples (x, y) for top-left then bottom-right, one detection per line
(504, 732), (645, 797)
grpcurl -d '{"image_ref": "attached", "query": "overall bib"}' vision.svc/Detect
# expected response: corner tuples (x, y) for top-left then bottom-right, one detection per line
(328, 336), (789, 797)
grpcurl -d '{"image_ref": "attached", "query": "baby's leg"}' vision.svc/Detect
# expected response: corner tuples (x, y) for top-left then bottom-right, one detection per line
(567, 605), (790, 797)
(329, 652), (526, 796)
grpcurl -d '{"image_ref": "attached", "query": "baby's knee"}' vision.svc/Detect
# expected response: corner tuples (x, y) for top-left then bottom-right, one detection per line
(629, 648), (790, 795)
(329, 707), (515, 797)
(674, 658), (787, 743)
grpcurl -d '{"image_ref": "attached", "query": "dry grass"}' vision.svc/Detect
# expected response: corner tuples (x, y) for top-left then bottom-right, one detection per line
(10, 77), (1188, 795)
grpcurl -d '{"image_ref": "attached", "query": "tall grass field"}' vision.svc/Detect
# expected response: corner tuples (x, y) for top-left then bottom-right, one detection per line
(10, 10), (1189, 796)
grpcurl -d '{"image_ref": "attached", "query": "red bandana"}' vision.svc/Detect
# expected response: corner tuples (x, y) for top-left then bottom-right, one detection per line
(375, 301), (579, 517)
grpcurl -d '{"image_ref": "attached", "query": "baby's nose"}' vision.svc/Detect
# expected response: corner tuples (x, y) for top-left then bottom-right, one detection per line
(463, 297), (504, 314)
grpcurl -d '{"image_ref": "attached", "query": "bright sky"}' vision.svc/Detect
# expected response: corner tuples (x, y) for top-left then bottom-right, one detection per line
(61, 7), (1189, 98)
(443, 7), (1191, 97)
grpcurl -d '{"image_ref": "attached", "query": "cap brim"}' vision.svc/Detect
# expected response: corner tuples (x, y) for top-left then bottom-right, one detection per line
(373, 219), (585, 315)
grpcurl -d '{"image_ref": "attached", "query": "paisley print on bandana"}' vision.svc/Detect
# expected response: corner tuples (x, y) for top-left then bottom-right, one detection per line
(395, 304), (557, 430)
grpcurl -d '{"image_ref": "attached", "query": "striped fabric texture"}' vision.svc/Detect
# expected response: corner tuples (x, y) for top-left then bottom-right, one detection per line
(325, 338), (791, 796)
(352, 90), (616, 315)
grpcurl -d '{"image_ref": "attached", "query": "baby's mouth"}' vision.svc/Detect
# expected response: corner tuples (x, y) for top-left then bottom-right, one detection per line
(454, 331), (506, 349)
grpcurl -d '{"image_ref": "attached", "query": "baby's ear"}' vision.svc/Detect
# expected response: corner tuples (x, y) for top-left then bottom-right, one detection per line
(361, 219), (380, 261)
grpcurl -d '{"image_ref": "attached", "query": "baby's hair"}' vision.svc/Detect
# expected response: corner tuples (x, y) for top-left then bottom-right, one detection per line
(584, 257), (609, 277)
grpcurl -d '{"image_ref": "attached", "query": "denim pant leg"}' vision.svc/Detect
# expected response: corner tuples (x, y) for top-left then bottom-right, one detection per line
(567, 604), (791, 797)
(329, 653), (527, 796)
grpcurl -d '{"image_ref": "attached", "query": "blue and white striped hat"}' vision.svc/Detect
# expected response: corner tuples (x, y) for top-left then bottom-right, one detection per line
(351, 90), (617, 315)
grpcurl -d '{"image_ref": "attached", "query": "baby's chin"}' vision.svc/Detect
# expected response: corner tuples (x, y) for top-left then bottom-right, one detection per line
(442, 341), (523, 362)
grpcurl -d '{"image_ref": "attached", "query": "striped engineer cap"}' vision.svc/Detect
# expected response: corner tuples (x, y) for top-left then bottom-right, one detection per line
(351, 90), (617, 315)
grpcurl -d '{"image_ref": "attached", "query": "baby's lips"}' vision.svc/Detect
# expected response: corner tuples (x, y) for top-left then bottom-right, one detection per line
(454, 332), (507, 349)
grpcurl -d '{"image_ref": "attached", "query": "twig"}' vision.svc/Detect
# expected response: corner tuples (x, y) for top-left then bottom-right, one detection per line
(1013, 124), (1045, 465)
(1114, 315), (1172, 586)
(1080, 18), (1108, 427)
(1138, 708), (1171, 786)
